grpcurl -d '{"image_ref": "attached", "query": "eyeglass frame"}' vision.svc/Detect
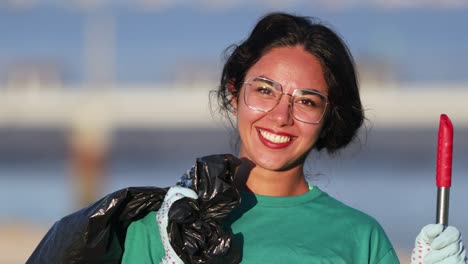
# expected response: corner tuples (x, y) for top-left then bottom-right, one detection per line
(241, 76), (329, 124)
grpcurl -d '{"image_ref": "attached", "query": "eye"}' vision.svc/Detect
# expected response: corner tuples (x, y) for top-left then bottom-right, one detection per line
(254, 85), (275, 96)
(298, 98), (317, 107)
(294, 95), (323, 110)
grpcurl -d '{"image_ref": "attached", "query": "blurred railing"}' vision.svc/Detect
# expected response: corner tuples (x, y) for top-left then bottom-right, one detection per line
(0, 83), (467, 129)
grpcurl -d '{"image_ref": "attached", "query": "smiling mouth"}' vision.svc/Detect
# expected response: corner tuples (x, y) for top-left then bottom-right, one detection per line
(259, 129), (292, 144)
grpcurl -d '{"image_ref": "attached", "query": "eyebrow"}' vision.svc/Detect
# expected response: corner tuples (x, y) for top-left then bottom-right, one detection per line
(254, 75), (327, 96)
(253, 75), (281, 89)
(300, 89), (328, 97)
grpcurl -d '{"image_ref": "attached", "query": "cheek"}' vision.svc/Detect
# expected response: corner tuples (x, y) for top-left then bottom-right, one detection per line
(236, 104), (264, 137)
(236, 106), (251, 129)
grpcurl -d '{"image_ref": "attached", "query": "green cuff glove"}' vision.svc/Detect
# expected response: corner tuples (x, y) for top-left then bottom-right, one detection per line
(411, 224), (467, 264)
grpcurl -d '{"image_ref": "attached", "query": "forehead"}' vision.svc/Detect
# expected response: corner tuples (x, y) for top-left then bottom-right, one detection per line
(245, 46), (327, 93)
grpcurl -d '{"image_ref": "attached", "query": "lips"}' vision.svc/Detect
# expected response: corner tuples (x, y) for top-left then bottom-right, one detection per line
(257, 127), (294, 149)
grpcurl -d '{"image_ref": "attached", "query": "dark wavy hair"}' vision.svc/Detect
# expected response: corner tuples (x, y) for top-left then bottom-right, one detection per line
(216, 12), (364, 154)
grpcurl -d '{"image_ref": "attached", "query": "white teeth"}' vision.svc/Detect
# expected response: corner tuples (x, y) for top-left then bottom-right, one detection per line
(259, 130), (291, 144)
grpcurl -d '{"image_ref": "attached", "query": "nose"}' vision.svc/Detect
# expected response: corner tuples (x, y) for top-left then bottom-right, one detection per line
(268, 94), (293, 126)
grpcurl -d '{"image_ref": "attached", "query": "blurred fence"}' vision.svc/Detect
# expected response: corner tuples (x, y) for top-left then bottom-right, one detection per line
(0, 83), (467, 129)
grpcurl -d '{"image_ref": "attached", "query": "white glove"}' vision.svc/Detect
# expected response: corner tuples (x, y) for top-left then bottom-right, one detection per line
(156, 186), (198, 264)
(411, 224), (467, 264)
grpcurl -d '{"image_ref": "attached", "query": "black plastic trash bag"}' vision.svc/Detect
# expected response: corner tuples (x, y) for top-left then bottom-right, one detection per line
(171, 154), (242, 263)
(27, 154), (242, 264)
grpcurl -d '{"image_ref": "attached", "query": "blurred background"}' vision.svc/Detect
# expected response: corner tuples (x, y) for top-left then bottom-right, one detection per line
(1, 0), (467, 263)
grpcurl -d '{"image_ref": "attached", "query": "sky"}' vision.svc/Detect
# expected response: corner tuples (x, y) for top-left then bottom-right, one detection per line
(1, 1), (468, 85)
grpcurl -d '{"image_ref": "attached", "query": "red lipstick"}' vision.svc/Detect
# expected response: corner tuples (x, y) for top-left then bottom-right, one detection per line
(256, 127), (294, 149)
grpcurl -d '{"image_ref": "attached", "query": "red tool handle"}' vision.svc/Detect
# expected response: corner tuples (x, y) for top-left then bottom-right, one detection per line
(436, 114), (453, 188)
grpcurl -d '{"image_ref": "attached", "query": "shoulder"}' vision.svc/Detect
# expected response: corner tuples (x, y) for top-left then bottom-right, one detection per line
(312, 188), (399, 263)
(125, 211), (161, 240)
(122, 211), (164, 264)
(313, 187), (382, 227)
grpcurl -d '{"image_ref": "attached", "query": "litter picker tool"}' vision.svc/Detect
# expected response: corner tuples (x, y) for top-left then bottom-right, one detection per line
(435, 114), (453, 226)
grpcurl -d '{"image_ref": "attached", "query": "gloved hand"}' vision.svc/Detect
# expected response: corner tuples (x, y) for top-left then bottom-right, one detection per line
(411, 224), (467, 264)
(156, 186), (198, 264)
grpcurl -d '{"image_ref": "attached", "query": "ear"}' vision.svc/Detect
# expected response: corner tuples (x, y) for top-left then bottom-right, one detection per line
(226, 80), (238, 115)
(231, 98), (238, 115)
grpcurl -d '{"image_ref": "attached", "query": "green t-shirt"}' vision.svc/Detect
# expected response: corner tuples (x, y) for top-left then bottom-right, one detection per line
(122, 187), (400, 264)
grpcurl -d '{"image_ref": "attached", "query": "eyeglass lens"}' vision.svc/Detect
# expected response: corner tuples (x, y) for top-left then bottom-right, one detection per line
(244, 77), (327, 124)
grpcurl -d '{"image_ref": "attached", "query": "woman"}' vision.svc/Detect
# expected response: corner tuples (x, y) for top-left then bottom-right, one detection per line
(123, 12), (397, 263)
(122, 12), (466, 264)
(28, 12), (466, 264)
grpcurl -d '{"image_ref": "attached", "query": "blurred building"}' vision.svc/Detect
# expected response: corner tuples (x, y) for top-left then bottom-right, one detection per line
(357, 55), (400, 89)
(3, 61), (64, 91)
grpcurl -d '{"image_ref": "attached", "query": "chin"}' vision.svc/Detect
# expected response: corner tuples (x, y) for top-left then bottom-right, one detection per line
(255, 156), (305, 172)
(241, 146), (310, 172)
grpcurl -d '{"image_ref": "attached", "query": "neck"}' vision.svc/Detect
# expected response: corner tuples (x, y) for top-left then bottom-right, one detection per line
(235, 162), (309, 196)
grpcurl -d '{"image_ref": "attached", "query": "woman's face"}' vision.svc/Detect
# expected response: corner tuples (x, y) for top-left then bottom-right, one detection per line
(234, 46), (328, 171)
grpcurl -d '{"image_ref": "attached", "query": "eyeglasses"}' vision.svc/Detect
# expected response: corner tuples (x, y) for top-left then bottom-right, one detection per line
(242, 76), (328, 124)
